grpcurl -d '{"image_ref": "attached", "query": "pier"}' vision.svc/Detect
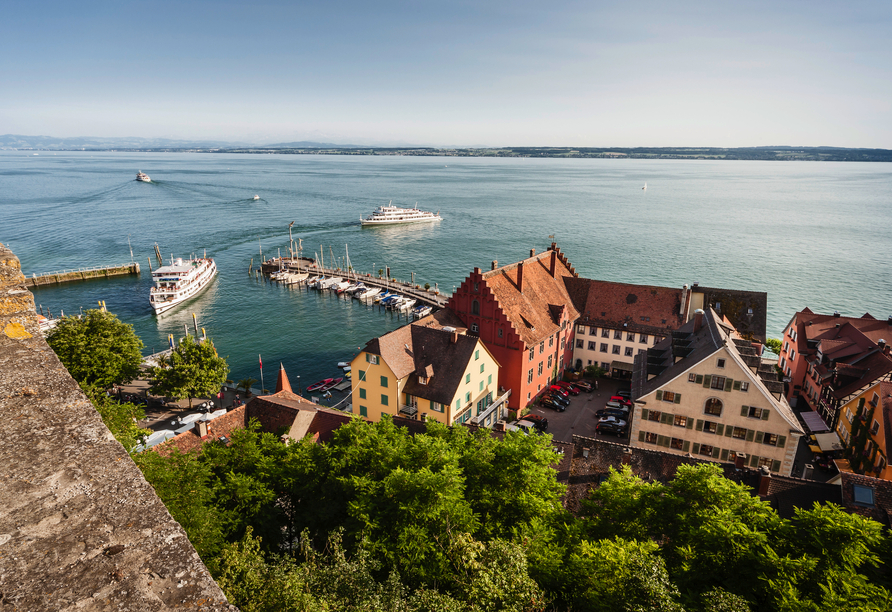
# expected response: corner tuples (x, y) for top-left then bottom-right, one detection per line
(25, 262), (141, 287)
(260, 257), (447, 308)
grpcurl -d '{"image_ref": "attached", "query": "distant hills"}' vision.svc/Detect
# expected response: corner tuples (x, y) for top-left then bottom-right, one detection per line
(2, 134), (890, 161)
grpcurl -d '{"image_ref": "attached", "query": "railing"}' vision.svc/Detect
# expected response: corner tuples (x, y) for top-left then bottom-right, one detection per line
(471, 388), (512, 427)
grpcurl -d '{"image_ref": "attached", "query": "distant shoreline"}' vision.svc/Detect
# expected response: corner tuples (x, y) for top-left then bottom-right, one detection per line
(3, 145), (892, 162)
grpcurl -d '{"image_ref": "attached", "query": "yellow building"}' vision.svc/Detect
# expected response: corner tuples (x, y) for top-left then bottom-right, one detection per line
(836, 381), (892, 479)
(351, 314), (501, 426)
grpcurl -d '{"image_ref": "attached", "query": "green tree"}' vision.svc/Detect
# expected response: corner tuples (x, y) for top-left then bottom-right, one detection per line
(237, 377), (258, 396)
(83, 386), (150, 452)
(764, 338), (783, 356)
(47, 308), (144, 388)
(150, 335), (229, 409)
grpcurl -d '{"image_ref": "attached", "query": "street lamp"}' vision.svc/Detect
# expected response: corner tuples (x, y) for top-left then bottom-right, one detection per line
(297, 375), (301, 396)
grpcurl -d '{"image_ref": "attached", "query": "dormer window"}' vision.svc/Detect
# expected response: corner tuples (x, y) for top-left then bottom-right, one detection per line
(419, 376), (428, 385)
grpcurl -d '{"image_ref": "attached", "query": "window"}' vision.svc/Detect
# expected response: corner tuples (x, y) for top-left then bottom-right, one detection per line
(380, 375), (388, 388)
(473, 282), (479, 292)
(602, 362), (611, 370)
(381, 394), (389, 406)
(359, 388), (366, 399)
(577, 325), (585, 334)
(539, 342), (544, 354)
(431, 402), (444, 412)
(699, 444), (714, 457)
(703, 421), (718, 434)
(671, 438), (684, 450)
(624, 347), (633, 357)
(740, 382), (749, 392)
(529, 348), (535, 361)
(758, 456), (773, 470)
(590, 327), (598, 336)
(704, 398), (723, 416)
(480, 363), (485, 373)
(845, 408), (854, 423)
(648, 410), (661, 422)
(475, 349), (480, 360)
(561, 337), (565, 350)
(872, 420), (880, 435)
(538, 362), (543, 375)
(853, 485), (875, 507)
(662, 391), (676, 403)
(717, 358), (726, 368)
(640, 334), (648, 344)
(472, 300), (480, 315)
(763, 433), (779, 446)
(644, 432), (658, 444)
(688, 373), (697, 382)
(549, 335), (554, 347)
(358, 370), (366, 382)
(480, 380), (484, 391)
(527, 369), (533, 383)
(471, 323), (479, 333)
(418, 376), (428, 385)
(627, 333), (635, 341)
(872, 392), (880, 407)
(488, 374), (492, 385)
(710, 376), (726, 390)
(498, 328), (503, 338)
(614, 330), (622, 339)
(602, 328), (610, 338)
(366, 354), (378, 365)
(548, 355), (553, 368)
(732, 427), (747, 440)
(747, 406), (766, 419)
(576, 339), (584, 348)
(359, 405), (367, 417)
(466, 392), (471, 404)
(588, 341), (597, 350)
(456, 399), (461, 411)
(674, 415), (688, 428)
(466, 373), (471, 384)
(600, 343), (609, 352)
(612, 345), (620, 354)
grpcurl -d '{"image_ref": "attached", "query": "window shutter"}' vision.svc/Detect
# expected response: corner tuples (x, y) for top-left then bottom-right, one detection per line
(755, 431), (764, 444)
(682, 440), (690, 452)
(656, 390), (663, 401)
(674, 394), (682, 404)
(696, 419), (704, 431)
(712, 446), (721, 459)
(695, 374), (703, 384)
(733, 380), (741, 390)
(741, 405), (749, 417)
(724, 426), (733, 438)
(638, 430), (645, 442)
(641, 408), (649, 420)
(661, 412), (672, 425)
(703, 375), (712, 388)
(750, 454), (760, 467)
(724, 378), (734, 392)
(365, 353), (370, 362)
(721, 448), (730, 461)
(771, 460), (781, 473)
(716, 424), (725, 436)
(661, 436), (671, 448)
(686, 418), (694, 430)
(777, 435), (786, 448)
(746, 429), (755, 442)
(657, 435), (666, 446)
(761, 409), (770, 421)
(692, 443), (701, 454)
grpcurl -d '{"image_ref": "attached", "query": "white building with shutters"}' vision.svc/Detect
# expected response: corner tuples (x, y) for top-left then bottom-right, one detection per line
(629, 308), (804, 476)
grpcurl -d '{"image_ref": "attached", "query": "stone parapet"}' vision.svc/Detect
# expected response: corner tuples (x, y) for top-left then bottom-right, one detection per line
(0, 243), (236, 611)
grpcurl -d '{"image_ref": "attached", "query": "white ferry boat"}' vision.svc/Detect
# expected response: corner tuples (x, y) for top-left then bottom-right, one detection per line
(150, 256), (217, 315)
(136, 171), (151, 182)
(360, 201), (442, 226)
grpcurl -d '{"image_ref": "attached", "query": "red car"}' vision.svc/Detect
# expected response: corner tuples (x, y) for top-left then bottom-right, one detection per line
(556, 381), (580, 395)
(610, 395), (633, 408)
(548, 385), (569, 399)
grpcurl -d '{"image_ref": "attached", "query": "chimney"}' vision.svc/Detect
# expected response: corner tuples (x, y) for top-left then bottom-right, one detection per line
(680, 284), (689, 315)
(758, 466), (772, 496)
(494, 421), (507, 432)
(879, 339), (886, 351)
(491, 260), (498, 270)
(833, 311), (841, 317)
(621, 447), (633, 465)
(195, 420), (209, 438)
(888, 315), (892, 326)
(693, 309), (705, 332)
(530, 248), (536, 258)
(517, 261), (524, 293)
(734, 452), (746, 469)
(802, 464), (814, 480)
(451, 331), (459, 344)
(549, 249), (557, 277)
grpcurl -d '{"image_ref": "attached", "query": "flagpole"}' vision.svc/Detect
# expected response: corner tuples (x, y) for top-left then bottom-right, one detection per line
(259, 354), (264, 394)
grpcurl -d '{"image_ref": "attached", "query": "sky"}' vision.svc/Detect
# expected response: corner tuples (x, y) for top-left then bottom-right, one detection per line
(1, 0), (890, 147)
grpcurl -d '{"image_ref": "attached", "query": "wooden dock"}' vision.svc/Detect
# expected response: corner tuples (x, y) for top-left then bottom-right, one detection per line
(260, 257), (448, 308)
(25, 262), (141, 287)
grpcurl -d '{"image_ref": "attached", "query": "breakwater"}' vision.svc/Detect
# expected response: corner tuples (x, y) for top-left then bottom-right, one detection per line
(25, 262), (140, 287)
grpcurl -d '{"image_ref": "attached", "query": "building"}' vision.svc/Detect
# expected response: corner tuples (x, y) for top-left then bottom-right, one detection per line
(351, 312), (505, 426)
(630, 309), (804, 476)
(446, 244), (580, 411)
(564, 279), (769, 380)
(835, 381), (892, 480)
(779, 309), (892, 428)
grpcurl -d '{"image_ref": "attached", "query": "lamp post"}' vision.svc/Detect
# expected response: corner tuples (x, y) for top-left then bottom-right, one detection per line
(288, 221), (294, 260)
(297, 375), (301, 396)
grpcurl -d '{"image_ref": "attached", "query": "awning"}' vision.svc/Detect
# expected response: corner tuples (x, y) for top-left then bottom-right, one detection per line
(611, 360), (634, 372)
(399, 405), (418, 417)
(800, 410), (831, 433)
(814, 432), (843, 453)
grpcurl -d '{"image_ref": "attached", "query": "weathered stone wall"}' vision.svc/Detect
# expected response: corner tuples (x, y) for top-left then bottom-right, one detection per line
(0, 243), (236, 611)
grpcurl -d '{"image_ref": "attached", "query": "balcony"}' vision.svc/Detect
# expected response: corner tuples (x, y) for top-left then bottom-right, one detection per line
(470, 388), (512, 427)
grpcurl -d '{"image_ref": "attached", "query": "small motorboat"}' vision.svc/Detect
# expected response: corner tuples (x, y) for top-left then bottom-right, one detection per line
(337, 361), (351, 368)
(253, 195), (260, 200)
(398, 298), (417, 311)
(374, 292), (393, 303)
(320, 377), (343, 391)
(357, 287), (381, 300)
(306, 378), (336, 392)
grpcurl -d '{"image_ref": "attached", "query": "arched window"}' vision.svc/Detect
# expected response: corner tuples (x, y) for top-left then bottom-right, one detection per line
(704, 398), (723, 416)
(472, 299), (480, 315)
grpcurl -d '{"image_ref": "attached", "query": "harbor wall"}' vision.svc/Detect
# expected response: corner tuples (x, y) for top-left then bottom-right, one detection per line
(24, 262), (140, 287)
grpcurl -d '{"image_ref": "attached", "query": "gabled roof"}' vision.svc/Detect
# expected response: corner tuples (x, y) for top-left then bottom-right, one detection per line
(402, 326), (484, 405)
(564, 277), (685, 333)
(476, 245), (580, 346)
(794, 310), (892, 354)
(831, 351), (892, 400)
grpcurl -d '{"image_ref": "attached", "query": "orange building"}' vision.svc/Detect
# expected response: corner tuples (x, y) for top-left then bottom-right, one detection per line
(836, 381), (892, 480)
(446, 244), (579, 412)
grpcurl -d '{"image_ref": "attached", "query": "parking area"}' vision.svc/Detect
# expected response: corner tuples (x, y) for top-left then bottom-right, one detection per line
(522, 377), (633, 444)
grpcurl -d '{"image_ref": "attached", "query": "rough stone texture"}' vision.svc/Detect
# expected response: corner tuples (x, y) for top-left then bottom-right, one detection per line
(0, 243), (237, 611)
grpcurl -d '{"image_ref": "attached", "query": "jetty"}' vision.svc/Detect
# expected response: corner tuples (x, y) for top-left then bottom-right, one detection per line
(260, 257), (447, 308)
(25, 262), (141, 287)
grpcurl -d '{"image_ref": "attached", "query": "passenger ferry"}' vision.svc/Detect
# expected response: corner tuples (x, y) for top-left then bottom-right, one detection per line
(150, 256), (217, 315)
(136, 171), (151, 182)
(360, 201), (442, 226)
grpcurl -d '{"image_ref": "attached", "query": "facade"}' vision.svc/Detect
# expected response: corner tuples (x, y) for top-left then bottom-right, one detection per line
(835, 381), (892, 480)
(351, 312), (503, 426)
(630, 309), (803, 476)
(446, 244), (579, 411)
(779, 309), (892, 428)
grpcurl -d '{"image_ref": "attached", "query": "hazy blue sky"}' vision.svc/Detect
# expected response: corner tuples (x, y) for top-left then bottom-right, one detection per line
(1, 0), (889, 147)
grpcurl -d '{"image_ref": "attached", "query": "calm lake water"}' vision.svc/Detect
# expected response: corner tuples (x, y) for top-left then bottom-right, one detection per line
(2, 151), (890, 388)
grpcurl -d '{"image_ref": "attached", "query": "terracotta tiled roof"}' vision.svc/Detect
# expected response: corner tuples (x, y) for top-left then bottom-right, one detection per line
(275, 363), (293, 393)
(839, 471), (892, 526)
(479, 245), (580, 346)
(155, 405), (249, 456)
(367, 324), (416, 379)
(564, 277), (685, 333)
(831, 351), (892, 400)
(402, 325), (483, 405)
(247, 388), (320, 436)
(306, 408), (353, 443)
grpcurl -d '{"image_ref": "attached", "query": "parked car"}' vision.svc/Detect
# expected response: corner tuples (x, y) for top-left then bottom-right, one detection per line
(596, 407), (629, 419)
(540, 397), (566, 412)
(596, 420), (627, 437)
(556, 381), (580, 395)
(571, 380), (593, 392)
(616, 389), (632, 400)
(609, 395), (633, 408)
(508, 419), (543, 435)
(606, 400), (629, 410)
(547, 392), (570, 406)
(523, 413), (549, 432)
(597, 415), (627, 428)
(548, 385), (570, 399)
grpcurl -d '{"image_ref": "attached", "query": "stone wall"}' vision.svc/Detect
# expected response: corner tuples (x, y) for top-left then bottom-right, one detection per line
(0, 243), (236, 611)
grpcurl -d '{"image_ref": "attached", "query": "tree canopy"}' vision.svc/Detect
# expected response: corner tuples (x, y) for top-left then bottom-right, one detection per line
(150, 335), (228, 408)
(47, 308), (144, 389)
